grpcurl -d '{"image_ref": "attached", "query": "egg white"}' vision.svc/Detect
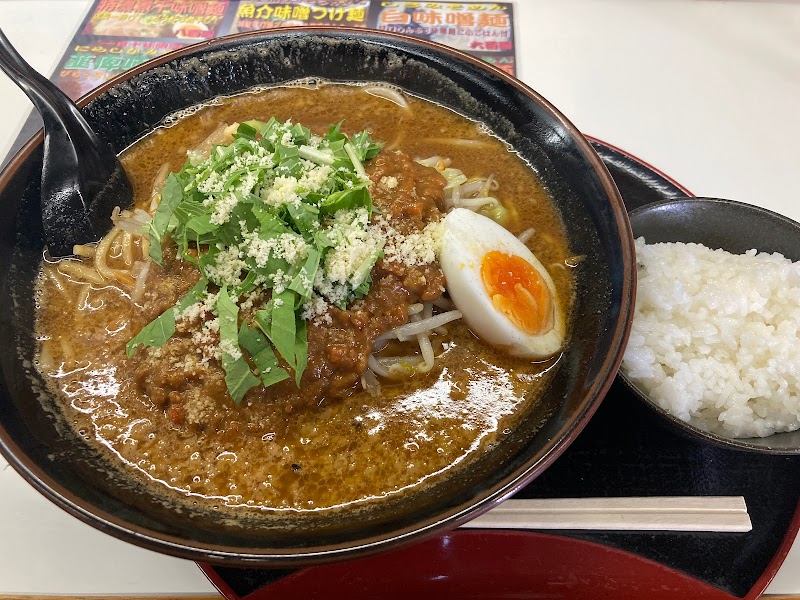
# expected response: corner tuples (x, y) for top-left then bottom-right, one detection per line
(439, 208), (565, 359)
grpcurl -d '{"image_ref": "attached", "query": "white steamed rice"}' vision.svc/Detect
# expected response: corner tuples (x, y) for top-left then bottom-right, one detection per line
(622, 237), (800, 438)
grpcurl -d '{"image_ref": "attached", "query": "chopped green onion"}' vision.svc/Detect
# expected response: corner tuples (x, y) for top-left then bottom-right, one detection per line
(299, 145), (335, 165)
(481, 203), (511, 226)
(234, 122), (258, 140)
(344, 142), (367, 179)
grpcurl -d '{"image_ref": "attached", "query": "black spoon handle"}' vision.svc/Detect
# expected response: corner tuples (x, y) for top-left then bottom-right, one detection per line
(0, 28), (101, 254)
(0, 28), (108, 166)
(0, 28), (63, 107)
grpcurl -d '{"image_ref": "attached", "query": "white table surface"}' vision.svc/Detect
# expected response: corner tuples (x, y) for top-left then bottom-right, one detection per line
(0, 0), (799, 596)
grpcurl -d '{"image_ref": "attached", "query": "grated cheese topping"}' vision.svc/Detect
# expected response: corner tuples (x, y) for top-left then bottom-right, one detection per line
(130, 117), (455, 403)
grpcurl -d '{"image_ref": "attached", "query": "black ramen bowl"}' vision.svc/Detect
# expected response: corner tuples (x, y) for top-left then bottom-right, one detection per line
(621, 197), (800, 454)
(0, 28), (634, 565)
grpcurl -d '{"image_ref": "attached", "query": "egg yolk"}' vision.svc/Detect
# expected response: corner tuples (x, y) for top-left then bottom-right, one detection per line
(480, 251), (554, 335)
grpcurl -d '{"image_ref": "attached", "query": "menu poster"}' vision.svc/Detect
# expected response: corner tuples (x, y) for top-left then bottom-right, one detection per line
(56, 0), (516, 100)
(370, 2), (515, 75)
(54, 39), (185, 100)
(52, 0), (235, 100)
(4, 0), (516, 165)
(233, 2), (372, 32)
(82, 0), (232, 39)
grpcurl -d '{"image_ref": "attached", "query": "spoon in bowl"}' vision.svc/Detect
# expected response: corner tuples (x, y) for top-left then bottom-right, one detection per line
(0, 28), (132, 257)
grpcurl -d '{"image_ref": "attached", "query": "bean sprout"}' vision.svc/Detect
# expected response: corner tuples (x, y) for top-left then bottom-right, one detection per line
(362, 85), (409, 109)
(378, 310), (463, 342)
(517, 228), (535, 244)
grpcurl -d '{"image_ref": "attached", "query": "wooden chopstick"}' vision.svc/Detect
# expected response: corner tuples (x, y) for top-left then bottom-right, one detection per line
(461, 497), (752, 532)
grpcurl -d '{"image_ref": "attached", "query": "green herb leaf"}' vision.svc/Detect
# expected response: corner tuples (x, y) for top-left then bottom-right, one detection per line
(234, 270), (260, 296)
(185, 213), (216, 237)
(126, 278), (208, 356)
(173, 199), (206, 223)
(352, 272), (373, 300)
(239, 324), (290, 388)
(174, 199), (218, 243)
(350, 130), (383, 161)
(268, 289), (298, 373)
(326, 121), (345, 143)
(147, 173), (184, 264)
(254, 309), (272, 344)
(242, 119), (268, 133)
(318, 186), (371, 216)
(235, 122), (258, 140)
(251, 204), (293, 235)
(222, 353), (261, 405)
(217, 286), (260, 404)
(286, 202), (320, 239)
(290, 122), (311, 144)
(131, 117), (384, 399)
(351, 246), (384, 288)
(293, 317), (307, 387)
(289, 248), (320, 300)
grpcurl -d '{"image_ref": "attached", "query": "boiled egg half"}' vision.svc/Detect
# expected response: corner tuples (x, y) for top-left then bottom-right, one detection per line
(440, 208), (565, 359)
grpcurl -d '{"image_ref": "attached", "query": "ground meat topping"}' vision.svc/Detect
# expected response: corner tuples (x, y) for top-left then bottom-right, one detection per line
(132, 149), (447, 424)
